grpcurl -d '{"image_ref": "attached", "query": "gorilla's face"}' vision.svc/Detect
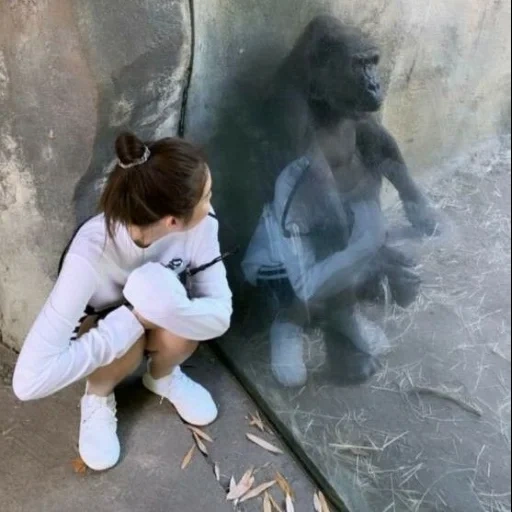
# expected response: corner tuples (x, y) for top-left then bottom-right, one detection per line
(349, 51), (383, 112)
(308, 22), (384, 113)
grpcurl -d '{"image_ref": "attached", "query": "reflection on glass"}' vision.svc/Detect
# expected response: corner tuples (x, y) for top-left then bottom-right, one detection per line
(210, 14), (511, 512)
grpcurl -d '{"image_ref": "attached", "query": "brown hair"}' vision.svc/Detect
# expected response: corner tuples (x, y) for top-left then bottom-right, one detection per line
(99, 132), (208, 238)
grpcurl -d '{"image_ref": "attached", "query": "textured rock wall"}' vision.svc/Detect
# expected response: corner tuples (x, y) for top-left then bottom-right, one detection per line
(0, 0), (191, 349)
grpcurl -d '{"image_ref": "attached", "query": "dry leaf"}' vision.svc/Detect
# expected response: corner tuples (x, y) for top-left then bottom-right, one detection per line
(193, 432), (209, 455)
(286, 494), (295, 512)
(187, 425), (214, 443)
(230, 476), (237, 493)
(246, 433), (283, 455)
(249, 416), (264, 432)
(229, 476), (255, 501)
(71, 456), (87, 475)
(214, 464), (221, 481)
(314, 492), (322, 512)
(240, 467), (255, 484)
(275, 472), (294, 499)
(240, 481), (276, 503)
(249, 411), (265, 432)
(263, 492), (272, 512)
(268, 494), (285, 512)
(318, 491), (331, 512)
(227, 468), (255, 501)
(181, 444), (196, 470)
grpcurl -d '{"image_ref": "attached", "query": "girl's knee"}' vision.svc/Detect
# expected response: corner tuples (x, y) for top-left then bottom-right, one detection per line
(88, 335), (146, 393)
(146, 328), (197, 354)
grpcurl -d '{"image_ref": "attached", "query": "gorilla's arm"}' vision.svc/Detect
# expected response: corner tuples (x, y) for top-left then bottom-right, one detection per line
(356, 120), (440, 235)
(280, 200), (386, 304)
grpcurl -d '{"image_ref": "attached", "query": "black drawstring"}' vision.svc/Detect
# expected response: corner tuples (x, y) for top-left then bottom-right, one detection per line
(90, 250), (239, 320)
(184, 247), (240, 276)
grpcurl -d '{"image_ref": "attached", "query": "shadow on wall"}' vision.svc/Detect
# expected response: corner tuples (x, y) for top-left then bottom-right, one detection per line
(205, 15), (446, 390)
(205, 13), (407, 296)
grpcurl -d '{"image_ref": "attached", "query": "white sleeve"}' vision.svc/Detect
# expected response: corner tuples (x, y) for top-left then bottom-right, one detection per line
(12, 253), (145, 401)
(124, 218), (233, 341)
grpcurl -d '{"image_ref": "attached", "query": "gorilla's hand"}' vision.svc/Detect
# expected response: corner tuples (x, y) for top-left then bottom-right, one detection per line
(358, 246), (421, 308)
(380, 246), (421, 308)
(404, 198), (441, 237)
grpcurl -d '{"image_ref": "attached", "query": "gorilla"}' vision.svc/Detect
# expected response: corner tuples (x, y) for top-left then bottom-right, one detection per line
(241, 15), (440, 387)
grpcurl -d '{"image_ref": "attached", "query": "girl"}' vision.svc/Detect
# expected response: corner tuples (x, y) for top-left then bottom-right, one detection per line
(12, 132), (233, 471)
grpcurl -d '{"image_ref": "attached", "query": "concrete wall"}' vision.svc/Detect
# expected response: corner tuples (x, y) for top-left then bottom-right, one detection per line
(0, 0), (191, 350)
(0, 0), (510, 350)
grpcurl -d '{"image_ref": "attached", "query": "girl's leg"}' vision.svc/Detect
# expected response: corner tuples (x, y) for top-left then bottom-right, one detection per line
(145, 328), (199, 379)
(87, 337), (146, 396)
(80, 315), (146, 397)
(142, 328), (217, 426)
(77, 316), (145, 471)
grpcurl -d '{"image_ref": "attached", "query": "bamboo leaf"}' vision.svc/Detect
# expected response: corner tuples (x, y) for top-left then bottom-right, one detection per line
(275, 472), (294, 499)
(318, 491), (331, 512)
(268, 493), (285, 512)
(249, 411), (266, 432)
(193, 432), (209, 456)
(247, 433), (283, 455)
(181, 445), (196, 470)
(314, 492), (322, 512)
(263, 492), (272, 512)
(187, 425), (214, 443)
(227, 468), (255, 501)
(240, 481), (276, 502)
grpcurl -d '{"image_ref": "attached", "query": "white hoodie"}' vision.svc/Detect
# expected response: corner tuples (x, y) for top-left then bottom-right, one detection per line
(13, 213), (232, 401)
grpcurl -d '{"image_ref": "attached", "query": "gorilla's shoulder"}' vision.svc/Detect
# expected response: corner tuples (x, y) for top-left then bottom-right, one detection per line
(356, 117), (402, 162)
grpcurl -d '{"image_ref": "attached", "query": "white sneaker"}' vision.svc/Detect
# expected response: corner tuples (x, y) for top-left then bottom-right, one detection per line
(79, 392), (120, 471)
(143, 366), (218, 426)
(270, 318), (308, 388)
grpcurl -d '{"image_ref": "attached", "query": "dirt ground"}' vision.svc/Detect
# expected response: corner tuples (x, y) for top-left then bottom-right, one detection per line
(220, 138), (512, 512)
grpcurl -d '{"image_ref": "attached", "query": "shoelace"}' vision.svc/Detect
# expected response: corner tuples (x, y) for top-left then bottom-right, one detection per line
(154, 369), (200, 405)
(82, 401), (117, 426)
(168, 370), (198, 402)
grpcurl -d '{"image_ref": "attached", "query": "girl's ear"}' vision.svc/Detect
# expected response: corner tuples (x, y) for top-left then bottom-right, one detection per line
(164, 215), (185, 231)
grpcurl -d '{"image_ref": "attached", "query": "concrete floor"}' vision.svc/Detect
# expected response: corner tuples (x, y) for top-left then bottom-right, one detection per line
(0, 345), (317, 512)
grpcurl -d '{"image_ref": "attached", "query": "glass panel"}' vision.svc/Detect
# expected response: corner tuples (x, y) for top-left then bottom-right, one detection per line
(206, 13), (511, 512)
